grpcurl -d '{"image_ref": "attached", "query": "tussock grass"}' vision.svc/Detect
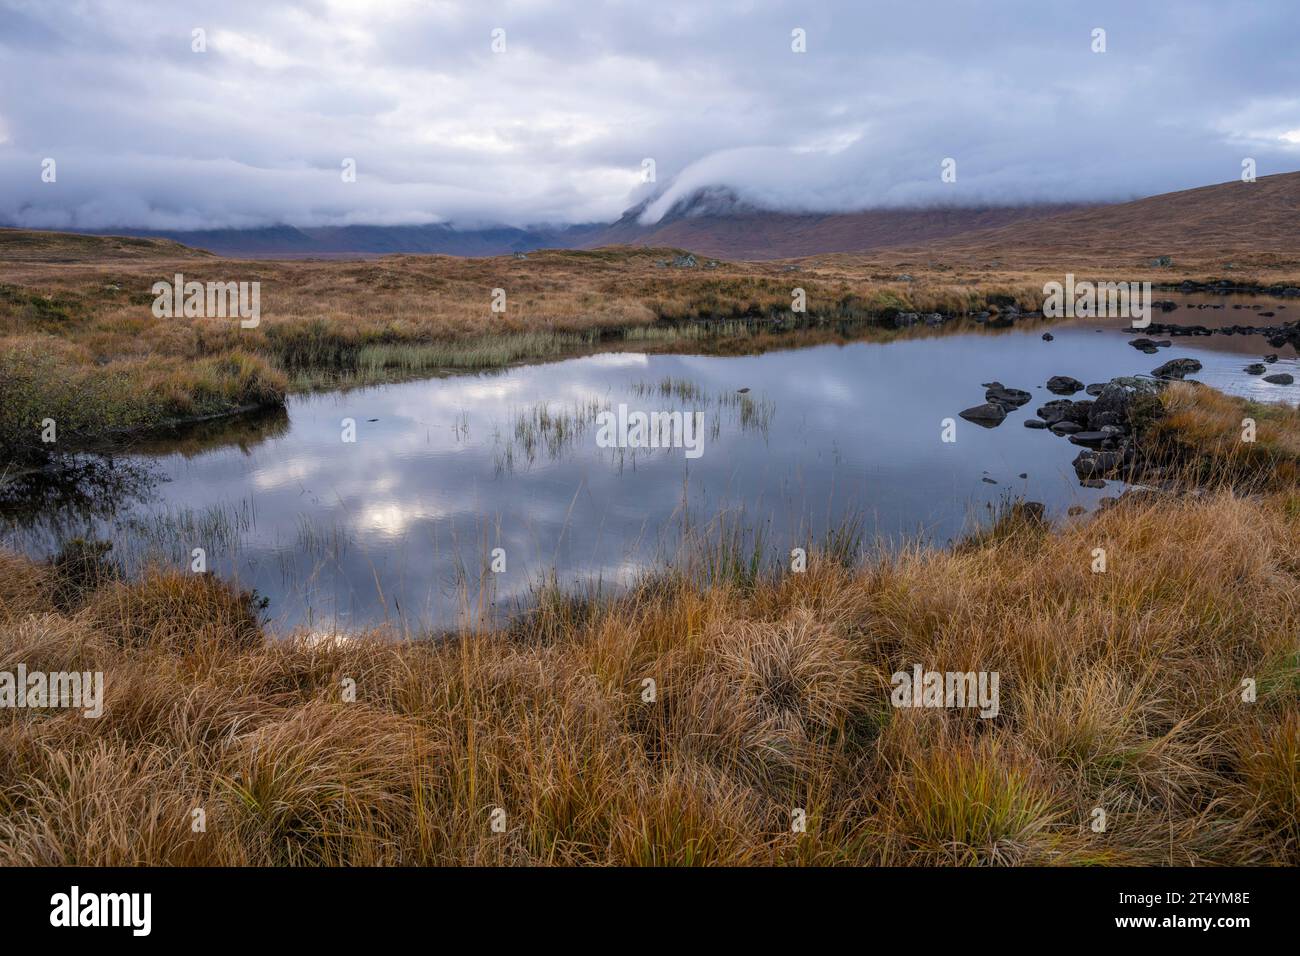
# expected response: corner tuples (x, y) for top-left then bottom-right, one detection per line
(0, 337), (286, 463)
(1, 481), (1297, 865)
(1144, 381), (1300, 489)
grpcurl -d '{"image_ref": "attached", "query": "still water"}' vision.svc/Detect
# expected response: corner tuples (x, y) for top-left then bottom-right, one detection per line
(5, 295), (1297, 633)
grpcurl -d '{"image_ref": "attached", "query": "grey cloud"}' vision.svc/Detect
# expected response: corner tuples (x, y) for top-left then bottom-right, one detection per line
(1, 0), (1297, 230)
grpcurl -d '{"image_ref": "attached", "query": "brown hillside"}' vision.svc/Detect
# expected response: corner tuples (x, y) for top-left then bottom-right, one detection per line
(0, 228), (209, 263)
(859, 172), (1300, 271)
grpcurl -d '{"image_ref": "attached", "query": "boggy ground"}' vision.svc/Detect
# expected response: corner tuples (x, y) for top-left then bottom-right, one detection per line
(0, 384), (1297, 866)
(9, 222), (1298, 466)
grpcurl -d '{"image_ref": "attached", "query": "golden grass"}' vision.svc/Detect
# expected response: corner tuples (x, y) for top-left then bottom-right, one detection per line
(1145, 381), (1300, 487)
(1, 476), (1297, 865)
(5, 223), (1297, 464)
(2, 229), (1298, 865)
(0, 237), (1048, 462)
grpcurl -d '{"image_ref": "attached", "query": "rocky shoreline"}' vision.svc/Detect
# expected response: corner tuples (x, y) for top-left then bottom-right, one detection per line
(1163, 279), (1300, 298)
(1128, 291), (1300, 348)
(961, 374), (1160, 486)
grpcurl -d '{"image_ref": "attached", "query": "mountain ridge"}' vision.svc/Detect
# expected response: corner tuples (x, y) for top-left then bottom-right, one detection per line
(4, 189), (1087, 260)
(6, 171), (1298, 264)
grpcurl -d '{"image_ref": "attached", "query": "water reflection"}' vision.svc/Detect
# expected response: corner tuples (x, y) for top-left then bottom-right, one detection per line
(4, 294), (1296, 634)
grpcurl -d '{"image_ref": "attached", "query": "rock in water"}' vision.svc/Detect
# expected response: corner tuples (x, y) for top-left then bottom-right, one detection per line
(1088, 378), (1158, 430)
(1152, 358), (1202, 379)
(1264, 373), (1295, 385)
(959, 403), (1008, 427)
(984, 383), (1032, 408)
(1046, 375), (1084, 395)
(1073, 449), (1125, 481)
(1037, 399), (1091, 425)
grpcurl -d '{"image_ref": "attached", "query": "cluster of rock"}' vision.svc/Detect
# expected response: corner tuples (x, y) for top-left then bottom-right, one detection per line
(887, 300), (1039, 330)
(889, 311), (949, 329)
(1131, 320), (1300, 350)
(1027, 376), (1163, 487)
(1239, 353), (1294, 383)
(1168, 302), (1282, 316)
(1173, 280), (1300, 297)
(957, 381), (1033, 427)
(972, 302), (1029, 328)
(654, 254), (721, 269)
(959, 372), (1164, 487)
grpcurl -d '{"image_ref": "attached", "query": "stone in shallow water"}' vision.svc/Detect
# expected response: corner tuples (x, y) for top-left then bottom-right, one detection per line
(985, 384), (1032, 408)
(1046, 375), (1084, 395)
(1152, 357), (1202, 379)
(1072, 448), (1125, 480)
(1036, 400), (1071, 424)
(1264, 373), (1294, 385)
(959, 403), (1007, 427)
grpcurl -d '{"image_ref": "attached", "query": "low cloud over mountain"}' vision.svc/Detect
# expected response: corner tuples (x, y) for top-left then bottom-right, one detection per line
(2, 0), (1298, 234)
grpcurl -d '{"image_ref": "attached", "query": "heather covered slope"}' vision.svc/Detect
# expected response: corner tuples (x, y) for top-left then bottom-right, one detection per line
(0, 228), (208, 263)
(860, 171), (1300, 271)
(583, 200), (1084, 260)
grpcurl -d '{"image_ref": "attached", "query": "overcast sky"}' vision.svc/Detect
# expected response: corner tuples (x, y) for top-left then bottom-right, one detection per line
(1, 0), (1298, 230)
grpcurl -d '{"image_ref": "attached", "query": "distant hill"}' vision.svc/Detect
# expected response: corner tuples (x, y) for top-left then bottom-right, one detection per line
(70, 222), (603, 259)
(883, 171), (1300, 267)
(0, 228), (207, 262)
(6, 189), (1084, 260)
(8, 171), (1297, 264)
(587, 187), (1084, 259)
